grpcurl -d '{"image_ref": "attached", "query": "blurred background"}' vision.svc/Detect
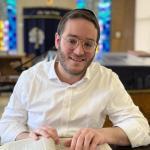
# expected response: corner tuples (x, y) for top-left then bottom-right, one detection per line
(0, 0), (150, 125)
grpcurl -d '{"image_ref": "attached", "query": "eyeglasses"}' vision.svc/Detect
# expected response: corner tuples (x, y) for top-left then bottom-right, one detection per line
(61, 36), (97, 52)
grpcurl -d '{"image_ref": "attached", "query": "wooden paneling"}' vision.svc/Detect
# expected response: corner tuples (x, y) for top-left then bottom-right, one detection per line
(0, 55), (22, 76)
(111, 0), (135, 52)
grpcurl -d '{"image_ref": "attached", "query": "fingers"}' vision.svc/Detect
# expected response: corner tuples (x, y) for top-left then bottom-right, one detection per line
(74, 133), (85, 150)
(70, 130), (82, 150)
(70, 128), (104, 150)
(83, 131), (94, 150)
(29, 127), (104, 149)
(29, 125), (59, 144)
(29, 131), (39, 140)
(89, 136), (100, 150)
(34, 128), (50, 138)
(41, 126), (60, 144)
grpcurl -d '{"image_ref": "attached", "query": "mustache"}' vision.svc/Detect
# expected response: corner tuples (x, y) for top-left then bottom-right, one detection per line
(70, 54), (86, 60)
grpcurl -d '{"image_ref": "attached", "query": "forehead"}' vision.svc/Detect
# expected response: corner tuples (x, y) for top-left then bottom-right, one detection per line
(63, 18), (97, 41)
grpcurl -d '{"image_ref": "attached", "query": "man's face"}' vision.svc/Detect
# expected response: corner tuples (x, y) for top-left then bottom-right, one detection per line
(55, 18), (98, 77)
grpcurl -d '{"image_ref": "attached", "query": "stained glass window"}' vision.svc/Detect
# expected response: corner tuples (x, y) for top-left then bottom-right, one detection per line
(76, 0), (112, 60)
(0, 0), (17, 53)
(97, 0), (111, 60)
(0, 0), (7, 52)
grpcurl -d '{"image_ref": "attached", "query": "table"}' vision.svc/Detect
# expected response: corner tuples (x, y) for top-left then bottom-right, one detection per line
(111, 145), (150, 150)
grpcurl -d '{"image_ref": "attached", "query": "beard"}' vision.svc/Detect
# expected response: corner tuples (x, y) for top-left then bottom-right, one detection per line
(56, 45), (95, 76)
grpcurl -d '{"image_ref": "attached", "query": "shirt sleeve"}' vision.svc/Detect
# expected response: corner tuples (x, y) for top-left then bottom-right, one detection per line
(106, 72), (150, 147)
(0, 71), (30, 144)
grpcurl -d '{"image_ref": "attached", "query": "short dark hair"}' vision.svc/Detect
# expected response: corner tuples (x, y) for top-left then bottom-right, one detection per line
(57, 9), (100, 43)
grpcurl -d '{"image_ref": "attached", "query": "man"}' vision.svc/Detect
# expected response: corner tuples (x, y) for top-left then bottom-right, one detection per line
(0, 9), (150, 150)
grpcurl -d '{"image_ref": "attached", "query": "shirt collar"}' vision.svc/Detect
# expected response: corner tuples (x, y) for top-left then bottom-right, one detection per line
(48, 59), (58, 80)
(48, 59), (91, 82)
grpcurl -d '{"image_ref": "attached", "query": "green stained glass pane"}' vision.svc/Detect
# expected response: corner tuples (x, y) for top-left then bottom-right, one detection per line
(76, 0), (86, 8)
(6, 0), (16, 6)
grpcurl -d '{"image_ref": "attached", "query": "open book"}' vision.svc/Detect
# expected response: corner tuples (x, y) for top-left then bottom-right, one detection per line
(0, 137), (112, 150)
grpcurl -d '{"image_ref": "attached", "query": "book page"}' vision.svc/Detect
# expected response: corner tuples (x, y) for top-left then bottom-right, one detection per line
(0, 137), (112, 150)
(0, 137), (55, 150)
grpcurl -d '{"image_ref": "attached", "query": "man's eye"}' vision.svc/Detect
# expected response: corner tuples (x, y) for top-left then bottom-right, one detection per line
(84, 42), (93, 48)
(68, 38), (77, 44)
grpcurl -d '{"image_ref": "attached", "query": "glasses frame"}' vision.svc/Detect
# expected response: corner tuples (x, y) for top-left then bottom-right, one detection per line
(61, 35), (97, 53)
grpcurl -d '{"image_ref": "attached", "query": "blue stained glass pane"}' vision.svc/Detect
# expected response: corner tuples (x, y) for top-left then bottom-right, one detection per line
(75, 0), (112, 61)
(6, 0), (17, 52)
(96, 0), (112, 60)
(0, 0), (17, 52)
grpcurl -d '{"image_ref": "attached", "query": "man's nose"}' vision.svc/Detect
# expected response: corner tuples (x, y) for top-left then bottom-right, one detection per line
(73, 42), (85, 55)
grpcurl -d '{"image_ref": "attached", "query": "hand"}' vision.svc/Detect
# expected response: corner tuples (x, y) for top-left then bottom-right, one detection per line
(64, 128), (106, 150)
(15, 131), (31, 141)
(29, 125), (60, 144)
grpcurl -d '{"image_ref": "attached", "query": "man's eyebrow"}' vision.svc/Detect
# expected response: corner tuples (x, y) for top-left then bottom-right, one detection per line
(67, 34), (78, 38)
(67, 34), (96, 42)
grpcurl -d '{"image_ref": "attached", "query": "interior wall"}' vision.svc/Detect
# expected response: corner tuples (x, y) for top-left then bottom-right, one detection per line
(111, 0), (135, 52)
(16, 0), (76, 54)
(17, 0), (150, 54)
(135, 0), (150, 52)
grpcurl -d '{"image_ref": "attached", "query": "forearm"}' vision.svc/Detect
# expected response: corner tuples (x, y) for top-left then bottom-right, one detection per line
(99, 127), (130, 146)
(0, 121), (28, 144)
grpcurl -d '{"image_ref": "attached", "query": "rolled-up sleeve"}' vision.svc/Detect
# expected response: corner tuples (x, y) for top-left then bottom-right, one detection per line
(118, 118), (150, 147)
(107, 73), (150, 147)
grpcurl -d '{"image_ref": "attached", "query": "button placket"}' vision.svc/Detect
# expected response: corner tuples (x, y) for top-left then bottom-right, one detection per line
(60, 86), (72, 134)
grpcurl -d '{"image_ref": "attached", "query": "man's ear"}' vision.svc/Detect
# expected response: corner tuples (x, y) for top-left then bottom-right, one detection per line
(55, 33), (60, 49)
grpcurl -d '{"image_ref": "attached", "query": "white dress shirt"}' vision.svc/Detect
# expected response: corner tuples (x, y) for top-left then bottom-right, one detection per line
(0, 60), (150, 147)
